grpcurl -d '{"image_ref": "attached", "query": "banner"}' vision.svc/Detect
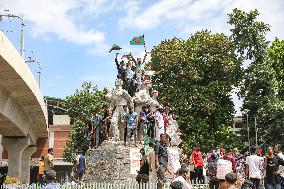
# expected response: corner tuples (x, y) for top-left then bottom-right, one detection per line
(130, 148), (142, 174)
(168, 148), (181, 173)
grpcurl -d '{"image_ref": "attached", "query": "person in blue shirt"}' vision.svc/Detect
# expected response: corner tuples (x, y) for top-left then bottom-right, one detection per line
(125, 106), (138, 146)
(76, 151), (86, 182)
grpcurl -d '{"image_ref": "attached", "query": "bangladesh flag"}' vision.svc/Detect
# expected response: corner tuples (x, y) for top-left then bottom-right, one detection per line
(130, 35), (145, 45)
(122, 53), (132, 60)
(109, 44), (122, 53)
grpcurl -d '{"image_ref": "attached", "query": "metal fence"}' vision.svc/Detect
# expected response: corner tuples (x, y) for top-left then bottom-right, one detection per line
(0, 182), (209, 189)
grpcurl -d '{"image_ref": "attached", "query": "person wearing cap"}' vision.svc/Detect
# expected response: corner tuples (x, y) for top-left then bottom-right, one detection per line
(44, 170), (59, 189)
(44, 148), (54, 173)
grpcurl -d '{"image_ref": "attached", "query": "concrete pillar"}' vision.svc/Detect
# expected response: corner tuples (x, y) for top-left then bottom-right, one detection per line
(1, 137), (30, 179)
(21, 146), (37, 183)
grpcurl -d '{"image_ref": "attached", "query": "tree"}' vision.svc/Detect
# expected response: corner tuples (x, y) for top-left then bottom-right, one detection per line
(228, 9), (284, 144)
(149, 31), (242, 150)
(63, 82), (106, 162)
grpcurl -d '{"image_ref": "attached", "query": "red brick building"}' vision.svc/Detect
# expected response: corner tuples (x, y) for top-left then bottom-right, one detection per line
(0, 115), (73, 182)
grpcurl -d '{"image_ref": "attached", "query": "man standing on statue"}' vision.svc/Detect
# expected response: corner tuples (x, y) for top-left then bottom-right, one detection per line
(125, 106), (138, 146)
(155, 106), (165, 141)
(91, 109), (102, 147)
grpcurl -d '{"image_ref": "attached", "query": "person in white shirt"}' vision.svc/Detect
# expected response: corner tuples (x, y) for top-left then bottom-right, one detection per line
(154, 106), (165, 141)
(172, 167), (192, 189)
(245, 146), (262, 189)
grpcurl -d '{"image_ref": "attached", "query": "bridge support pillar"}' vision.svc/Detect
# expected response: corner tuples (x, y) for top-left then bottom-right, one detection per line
(21, 146), (37, 183)
(1, 137), (30, 180)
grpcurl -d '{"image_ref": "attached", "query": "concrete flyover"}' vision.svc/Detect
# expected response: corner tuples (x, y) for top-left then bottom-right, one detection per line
(0, 31), (48, 183)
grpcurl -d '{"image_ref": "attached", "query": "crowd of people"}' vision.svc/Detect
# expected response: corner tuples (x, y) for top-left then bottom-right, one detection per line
(29, 148), (86, 188)
(83, 51), (178, 148)
(115, 52), (148, 96)
(133, 134), (284, 189)
(85, 103), (175, 148)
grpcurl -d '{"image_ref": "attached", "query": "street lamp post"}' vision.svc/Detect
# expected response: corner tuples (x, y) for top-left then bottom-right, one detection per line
(25, 55), (41, 88)
(244, 109), (251, 154)
(0, 13), (25, 57)
(255, 117), (258, 146)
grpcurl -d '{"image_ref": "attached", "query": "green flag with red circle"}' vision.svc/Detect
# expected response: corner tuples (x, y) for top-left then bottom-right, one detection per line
(130, 35), (145, 45)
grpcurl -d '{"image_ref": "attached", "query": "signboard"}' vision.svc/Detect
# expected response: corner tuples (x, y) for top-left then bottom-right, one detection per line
(216, 159), (232, 179)
(130, 149), (142, 174)
(168, 148), (181, 173)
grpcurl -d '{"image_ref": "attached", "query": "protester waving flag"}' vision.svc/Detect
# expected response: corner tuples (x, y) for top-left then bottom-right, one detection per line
(122, 53), (132, 60)
(109, 44), (122, 53)
(130, 35), (145, 45)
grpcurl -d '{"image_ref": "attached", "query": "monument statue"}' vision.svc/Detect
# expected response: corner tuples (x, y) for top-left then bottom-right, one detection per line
(149, 90), (160, 111)
(109, 79), (133, 141)
(104, 86), (112, 103)
(133, 81), (152, 114)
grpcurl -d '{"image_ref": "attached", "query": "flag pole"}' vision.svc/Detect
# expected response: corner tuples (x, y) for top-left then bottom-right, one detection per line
(143, 34), (147, 53)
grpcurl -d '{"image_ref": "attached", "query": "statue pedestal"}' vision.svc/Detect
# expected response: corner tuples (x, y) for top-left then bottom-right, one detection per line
(83, 141), (143, 183)
(83, 141), (181, 183)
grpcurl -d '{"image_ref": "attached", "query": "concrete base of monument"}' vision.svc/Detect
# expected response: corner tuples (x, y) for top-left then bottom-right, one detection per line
(82, 140), (181, 183)
(83, 140), (144, 183)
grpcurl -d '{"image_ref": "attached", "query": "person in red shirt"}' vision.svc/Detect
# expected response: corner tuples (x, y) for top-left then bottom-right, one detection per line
(191, 145), (205, 184)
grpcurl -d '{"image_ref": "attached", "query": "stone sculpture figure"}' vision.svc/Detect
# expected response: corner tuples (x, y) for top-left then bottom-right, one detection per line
(149, 90), (160, 111)
(104, 86), (112, 103)
(133, 81), (152, 114)
(109, 79), (133, 141)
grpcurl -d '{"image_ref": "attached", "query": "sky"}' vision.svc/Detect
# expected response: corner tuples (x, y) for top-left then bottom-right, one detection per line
(0, 0), (284, 115)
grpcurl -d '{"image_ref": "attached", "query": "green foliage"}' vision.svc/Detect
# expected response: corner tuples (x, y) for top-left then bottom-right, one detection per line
(228, 8), (270, 62)
(150, 31), (242, 150)
(63, 82), (106, 162)
(229, 9), (284, 144)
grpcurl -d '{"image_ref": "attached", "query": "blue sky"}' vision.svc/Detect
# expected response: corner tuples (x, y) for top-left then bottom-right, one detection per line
(1, 0), (284, 115)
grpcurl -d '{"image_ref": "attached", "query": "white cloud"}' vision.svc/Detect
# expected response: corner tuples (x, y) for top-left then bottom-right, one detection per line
(119, 0), (284, 40)
(118, 0), (284, 115)
(76, 0), (120, 18)
(0, 0), (107, 45)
